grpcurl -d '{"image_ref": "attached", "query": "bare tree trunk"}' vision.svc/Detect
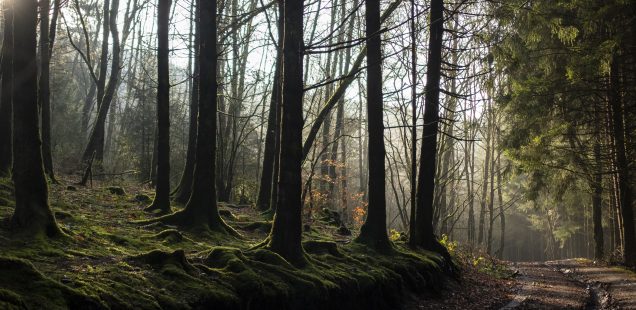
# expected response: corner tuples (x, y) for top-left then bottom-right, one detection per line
(408, 0), (417, 238)
(592, 105), (604, 259)
(39, 0), (57, 182)
(609, 55), (635, 266)
(173, 0), (199, 204)
(478, 101), (492, 246)
(410, 0), (448, 257)
(146, 0), (172, 214)
(268, 0), (306, 265)
(355, 0), (391, 252)
(0, 0), (14, 176)
(496, 154), (505, 259)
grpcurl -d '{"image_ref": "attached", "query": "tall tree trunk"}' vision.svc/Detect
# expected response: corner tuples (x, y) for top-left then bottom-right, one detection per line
(592, 106), (604, 259)
(268, 0), (305, 265)
(39, 0), (56, 182)
(487, 125), (496, 255)
(478, 102), (492, 246)
(0, 0), (14, 176)
(408, 0), (417, 238)
(10, 0), (61, 237)
(256, 0), (283, 212)
(410, 0), (447, 255)
(173, 0), (199, 204)
(609, 55), (635, 266)
(355, 0), (391, 252)
(146, 0), (172, 214)
(155, 0), (235, 234)
(496, 154), (505, 259)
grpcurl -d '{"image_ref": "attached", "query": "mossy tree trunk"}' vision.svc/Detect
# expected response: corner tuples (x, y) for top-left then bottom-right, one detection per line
(410, 0), (445, 252)
(10, 0), (61, 237)
(146, 0), (172, 214)
(0, 0), (14, 177)
(355, 0), (391, 252)
(267, 0), (305, 265)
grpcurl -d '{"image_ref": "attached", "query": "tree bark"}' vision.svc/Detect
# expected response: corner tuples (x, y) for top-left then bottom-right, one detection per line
(267, 0), (305, 265)
(609, 55), (635, 266)
(173, 0), (199, 204)
(256, 0), (282, 211)
(478, 102), (492, 246)
(10, 0), (61, 237)
(146, 0), (172, 213)
(0, 0), (14, 176)
(591, 107), (604, 259)
(410, 0), (448, 254)
(154, 0), (235, 234)
(355, 0), (391, 252)
(38, 0), (56, 182)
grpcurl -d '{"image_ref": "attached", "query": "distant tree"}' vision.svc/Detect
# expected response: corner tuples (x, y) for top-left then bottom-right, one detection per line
(0, 0), (14, 176)
(38, 0), (57, 182)
(10, 0), (61, 237)
(256, 0), (282, 212)
(355, 0), (391, 252)
(81, 0), (121, 166)
(267, 0), (305, 264)
(146, 0), (172, 214)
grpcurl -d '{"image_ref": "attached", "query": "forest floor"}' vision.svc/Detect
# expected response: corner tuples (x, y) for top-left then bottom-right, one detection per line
(0, 176), (451, 310)
(2, 176), (635, 309)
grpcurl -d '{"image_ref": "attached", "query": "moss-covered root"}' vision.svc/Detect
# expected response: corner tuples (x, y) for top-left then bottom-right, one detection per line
(139, 208), (243, 238)
(130, 249), (197, 274)
(0, 256), (105, 309)
(142, 229), (185, 243)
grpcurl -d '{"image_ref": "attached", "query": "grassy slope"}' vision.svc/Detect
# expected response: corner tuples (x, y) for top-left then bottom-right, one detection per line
(0, 177), (447, 309)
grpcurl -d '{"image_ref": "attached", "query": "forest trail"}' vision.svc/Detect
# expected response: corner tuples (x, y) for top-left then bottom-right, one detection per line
(502, 259), (636, 309)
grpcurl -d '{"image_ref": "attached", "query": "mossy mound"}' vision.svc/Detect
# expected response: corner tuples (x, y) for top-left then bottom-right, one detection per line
(106, 186), (126, 196)
(0, 256), (105, 309)
(134, 194), (152, 203)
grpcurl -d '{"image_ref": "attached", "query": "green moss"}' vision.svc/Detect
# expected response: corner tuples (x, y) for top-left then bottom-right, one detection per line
(303, 240), (343, 257)
(134, 194), (152, 203)
(0, 178), (450, 309)
(0, 256), (105, 309)
(145, 229), (184, 244)
(106, 186), (126, 196)
(240, 221), (272, 233)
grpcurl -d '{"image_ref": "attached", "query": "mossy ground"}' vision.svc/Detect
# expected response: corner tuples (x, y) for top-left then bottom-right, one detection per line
(0, 177), (448, 309)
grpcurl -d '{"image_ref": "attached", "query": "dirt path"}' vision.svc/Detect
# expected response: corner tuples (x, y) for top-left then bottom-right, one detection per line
(502, 259), (636, 309)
